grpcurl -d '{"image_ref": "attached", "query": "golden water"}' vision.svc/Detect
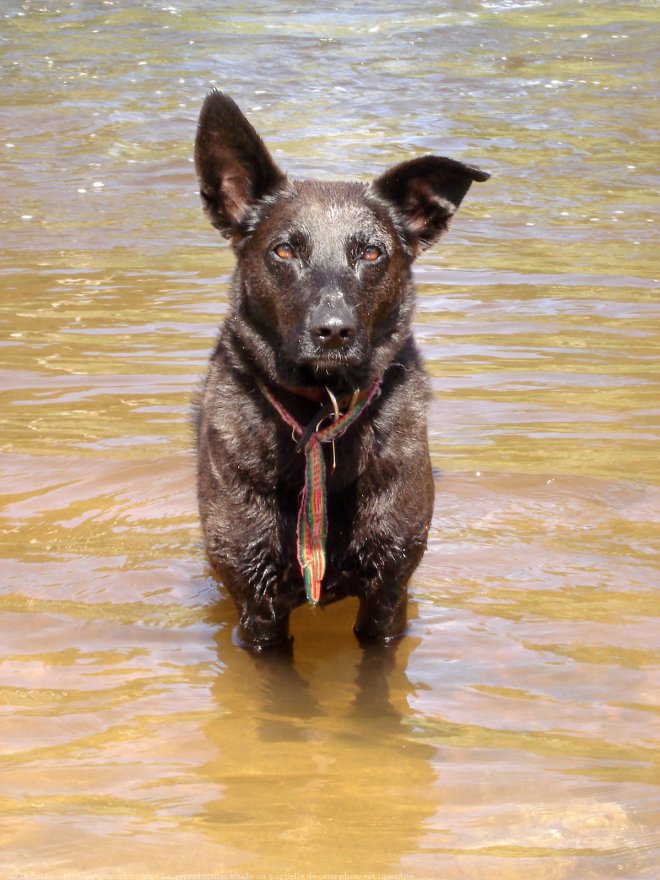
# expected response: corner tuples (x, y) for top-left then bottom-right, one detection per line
(1, 2), (658, 878)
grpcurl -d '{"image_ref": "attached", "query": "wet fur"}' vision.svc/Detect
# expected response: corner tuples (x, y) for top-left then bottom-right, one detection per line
(194, 91), (488, 650)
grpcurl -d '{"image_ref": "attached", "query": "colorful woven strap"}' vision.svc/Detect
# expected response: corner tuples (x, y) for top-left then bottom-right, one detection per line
(257, 376), (382, 605)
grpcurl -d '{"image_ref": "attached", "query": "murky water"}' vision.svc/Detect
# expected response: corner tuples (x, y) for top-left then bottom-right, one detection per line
(1, 1), (658, 878)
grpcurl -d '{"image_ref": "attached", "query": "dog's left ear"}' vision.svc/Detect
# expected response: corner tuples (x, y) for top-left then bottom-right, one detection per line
(195, 90), (286, 239)
(373, 156), (490, 251)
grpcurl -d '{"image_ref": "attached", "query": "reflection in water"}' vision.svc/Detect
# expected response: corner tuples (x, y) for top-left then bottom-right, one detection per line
(202, 598), (436, 875)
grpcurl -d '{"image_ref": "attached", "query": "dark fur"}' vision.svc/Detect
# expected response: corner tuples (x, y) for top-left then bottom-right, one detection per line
(194, 91), (488, 650)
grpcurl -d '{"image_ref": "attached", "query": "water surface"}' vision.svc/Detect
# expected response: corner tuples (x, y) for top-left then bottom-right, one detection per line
(1, 2), (658, 878)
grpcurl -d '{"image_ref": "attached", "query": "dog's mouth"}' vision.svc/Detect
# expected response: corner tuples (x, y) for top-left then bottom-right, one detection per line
(274, 322), (374, 393)
(277, 351), (372, 394)
(304, 350), (364, 371)
(307, 332), (370, 366)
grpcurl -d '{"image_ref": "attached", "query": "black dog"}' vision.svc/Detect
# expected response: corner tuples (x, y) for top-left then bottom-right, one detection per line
(194, 91), (488, 650)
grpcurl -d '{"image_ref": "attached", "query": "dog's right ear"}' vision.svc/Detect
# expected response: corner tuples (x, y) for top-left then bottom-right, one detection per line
(373, 155), (490, 252)
(195, 91), (286, 238)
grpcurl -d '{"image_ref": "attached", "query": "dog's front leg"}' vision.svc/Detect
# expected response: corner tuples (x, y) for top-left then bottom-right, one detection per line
(201, 486), (298, 651)
(354, 583), (408, 645)
(352, 533), (429, 644)
(220, 538), (298, 650)
(236, 593), (293, 652)
(210, 543), (296, 651)
(351, 476), (433, 645)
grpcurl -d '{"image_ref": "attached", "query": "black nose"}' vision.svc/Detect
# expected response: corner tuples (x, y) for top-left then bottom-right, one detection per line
(309, 304), (357, 349)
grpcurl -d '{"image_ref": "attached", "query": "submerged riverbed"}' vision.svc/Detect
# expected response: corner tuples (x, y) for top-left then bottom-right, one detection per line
(1, 2), (658, 878)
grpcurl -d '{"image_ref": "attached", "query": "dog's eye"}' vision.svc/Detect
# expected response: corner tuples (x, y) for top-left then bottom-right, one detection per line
(361, 245), (382, 262)
(273, 242), (295, 260)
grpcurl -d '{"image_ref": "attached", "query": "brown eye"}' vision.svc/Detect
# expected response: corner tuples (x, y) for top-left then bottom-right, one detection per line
(273, 242), (295, 260)
(361, 245), (382, 262)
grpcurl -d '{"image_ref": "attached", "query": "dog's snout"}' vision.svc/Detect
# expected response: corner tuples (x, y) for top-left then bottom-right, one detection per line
(313, 316), (356, 346)
(309, 303), (357, 349)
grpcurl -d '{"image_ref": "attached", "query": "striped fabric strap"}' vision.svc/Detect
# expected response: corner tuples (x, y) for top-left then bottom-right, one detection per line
(257, 376), (382, 605)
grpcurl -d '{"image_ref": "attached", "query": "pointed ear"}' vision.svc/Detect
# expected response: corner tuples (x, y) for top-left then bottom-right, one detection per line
(194, 90), (286, 238)
(372, 156), (490, 251)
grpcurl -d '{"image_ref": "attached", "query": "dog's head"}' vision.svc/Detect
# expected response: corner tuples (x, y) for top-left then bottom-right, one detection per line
(195, 91), (489, 392)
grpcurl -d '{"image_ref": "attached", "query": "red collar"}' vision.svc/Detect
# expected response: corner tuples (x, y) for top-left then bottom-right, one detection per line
(265, 378), (376, 408)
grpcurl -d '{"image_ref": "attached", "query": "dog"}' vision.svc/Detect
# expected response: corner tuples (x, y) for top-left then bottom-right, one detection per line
(194, 91), (489, 650)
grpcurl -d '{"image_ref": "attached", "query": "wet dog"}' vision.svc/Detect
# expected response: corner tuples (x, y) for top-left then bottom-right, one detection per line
(194, 91), (488, 650)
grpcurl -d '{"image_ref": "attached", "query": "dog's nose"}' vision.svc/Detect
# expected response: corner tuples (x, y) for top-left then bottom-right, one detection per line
(309, 303), (357, 349)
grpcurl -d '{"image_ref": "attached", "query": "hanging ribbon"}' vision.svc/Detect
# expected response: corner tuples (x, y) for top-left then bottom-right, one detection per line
(257, 376), (382, 605)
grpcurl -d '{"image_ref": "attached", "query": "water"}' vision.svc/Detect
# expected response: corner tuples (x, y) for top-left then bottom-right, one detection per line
(1, 1), (658, 877)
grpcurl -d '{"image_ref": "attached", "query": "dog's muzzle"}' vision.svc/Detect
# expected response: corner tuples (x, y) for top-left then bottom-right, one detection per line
(297, 299), (366, 369)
